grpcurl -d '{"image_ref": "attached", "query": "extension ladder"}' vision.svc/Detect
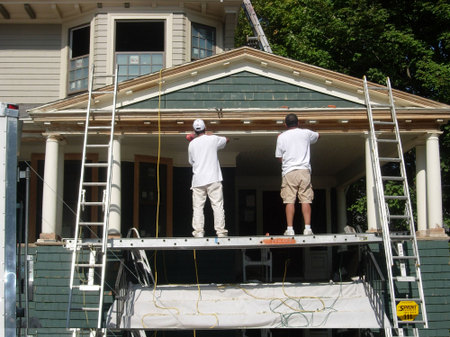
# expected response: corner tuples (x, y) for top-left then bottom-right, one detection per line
(67, 64), (119, 334)
(363, 76), (428, 336)
(242, 0), (272, 53)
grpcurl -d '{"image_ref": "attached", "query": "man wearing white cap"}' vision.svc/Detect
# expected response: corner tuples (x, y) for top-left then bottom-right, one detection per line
(188, 119), (229, 237)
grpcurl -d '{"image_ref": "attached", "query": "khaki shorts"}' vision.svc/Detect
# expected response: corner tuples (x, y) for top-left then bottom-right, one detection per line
(280, 169), (314, 204)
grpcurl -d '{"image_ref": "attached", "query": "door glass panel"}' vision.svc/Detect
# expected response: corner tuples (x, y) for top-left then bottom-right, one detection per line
(138, 162), (167, 237)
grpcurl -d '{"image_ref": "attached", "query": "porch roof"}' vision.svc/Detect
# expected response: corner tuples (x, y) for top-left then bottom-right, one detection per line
(27, 47), (450, 135)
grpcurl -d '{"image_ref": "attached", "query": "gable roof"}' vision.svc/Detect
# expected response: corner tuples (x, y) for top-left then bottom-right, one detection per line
(28, 47), (450, 134)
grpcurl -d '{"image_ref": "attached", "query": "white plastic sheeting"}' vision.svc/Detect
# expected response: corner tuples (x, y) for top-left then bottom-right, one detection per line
(107, 281), (391, 329)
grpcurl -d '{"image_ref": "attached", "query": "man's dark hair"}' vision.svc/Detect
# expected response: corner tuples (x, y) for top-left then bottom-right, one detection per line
(285, 113), (299, 128)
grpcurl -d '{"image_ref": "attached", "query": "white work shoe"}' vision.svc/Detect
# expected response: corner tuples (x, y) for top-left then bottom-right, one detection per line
(303, 228), (314, 235)
(284, 227), (295, 236)
(192, 231), (204, 238)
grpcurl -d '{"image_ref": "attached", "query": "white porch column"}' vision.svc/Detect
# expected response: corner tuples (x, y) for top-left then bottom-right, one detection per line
(415, 145), (427, 233)
(109, 136), (121, 237)
(365, 135), (378, 232)
(426, 133), (444, 232)
(40, 134), (63, 240)
(336, 185), (347, 233)
(55, 140), (65, 236)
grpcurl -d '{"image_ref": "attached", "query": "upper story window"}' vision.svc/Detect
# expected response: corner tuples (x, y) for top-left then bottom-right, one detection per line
(191, 23), (215, 61)
(115, 21), (165, 82)
(68, 25), (90, 94)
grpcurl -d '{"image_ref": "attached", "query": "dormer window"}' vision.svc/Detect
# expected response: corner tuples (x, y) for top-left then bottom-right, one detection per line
(115, 21), (165, 82)
(68, 25), (90, 93)
(191, 23), (215, 60)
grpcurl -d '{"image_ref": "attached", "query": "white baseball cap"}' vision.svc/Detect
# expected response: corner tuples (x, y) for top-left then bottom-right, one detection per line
(193, 119), (205, 131)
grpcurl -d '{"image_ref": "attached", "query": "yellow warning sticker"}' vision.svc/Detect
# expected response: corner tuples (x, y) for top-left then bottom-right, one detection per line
(396, 301), (419, 321)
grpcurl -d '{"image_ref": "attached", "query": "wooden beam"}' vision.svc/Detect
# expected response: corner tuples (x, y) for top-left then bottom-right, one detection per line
(0, 4), (10, 19)
(51, 4), (62, 18)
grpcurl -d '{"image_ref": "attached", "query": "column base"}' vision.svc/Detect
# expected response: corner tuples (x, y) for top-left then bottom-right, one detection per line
(108, 229), (122, 239)
(416, 228), (449, 240)
(37, 232), (62, 244)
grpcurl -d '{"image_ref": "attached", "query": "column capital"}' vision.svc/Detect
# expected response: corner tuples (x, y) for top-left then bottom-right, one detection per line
(43, 133), (66, 143)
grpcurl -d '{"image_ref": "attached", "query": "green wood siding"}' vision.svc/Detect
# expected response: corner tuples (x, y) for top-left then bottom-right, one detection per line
(126, 71), (363, 110)
(17, 240), (449, 336)
(17, 246), (115, 336)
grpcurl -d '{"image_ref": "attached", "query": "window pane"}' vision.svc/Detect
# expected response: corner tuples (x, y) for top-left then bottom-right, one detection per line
(71, 25), (90, 58)
(116, 52), (164, 82)
(118, 66), (128, 76)
(129, 65), (139, 76)
(151, 65), (163, 73)
(141, 66), (151, 75)
(141, 54), (151, 65)
(116, 21), (164, 52)
(117, 54), (128, 65)
(152, 54), (163, 65)
(191, 23), (215, 61)
(68, 55), (89, 93)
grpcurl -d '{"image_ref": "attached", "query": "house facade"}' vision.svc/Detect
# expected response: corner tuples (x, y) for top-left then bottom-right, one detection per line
(1, 1), (449, 336)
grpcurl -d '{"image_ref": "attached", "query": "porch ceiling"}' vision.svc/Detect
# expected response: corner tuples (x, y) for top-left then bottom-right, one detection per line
(115, 130), (423, 186)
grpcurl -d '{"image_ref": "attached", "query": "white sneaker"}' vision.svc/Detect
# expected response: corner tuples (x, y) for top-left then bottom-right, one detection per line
(303, 228), (314, 235)
(284, 227), (295, 236)
(193, 231), (204, 238)
(217, 232), (228, 237)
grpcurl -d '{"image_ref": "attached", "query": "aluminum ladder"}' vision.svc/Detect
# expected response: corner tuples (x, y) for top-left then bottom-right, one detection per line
(67, 64), (119, 335)
(242, 0), (272, 53)
(363, 76), (428, 336)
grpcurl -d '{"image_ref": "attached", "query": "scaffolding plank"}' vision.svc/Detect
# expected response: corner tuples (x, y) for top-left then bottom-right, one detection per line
(64, 233), (382, 251)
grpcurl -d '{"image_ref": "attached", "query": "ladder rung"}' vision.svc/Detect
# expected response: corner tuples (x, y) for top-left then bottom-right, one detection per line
(84, 163), (108, 167)
(373, 121), (395, 125)
(79, 221), (104, 226)
(367, 86), (388, 90)
(395, 298), (423, 303)
(382, 176), (405, 181)
(91, 108), (113, 113)
(372, 103), (391, 108)
(81, 201), (104, 206)
(379, 157), (401, 162)
(92, 90), (114, 94)
(395, 276), (417, 282)
(390, 235), (414, 240)
(377, 139), (398, 143)
(385, 195), (408, 200)
(397, 320), (426, 325)
(389, 215), (409, 219)
(78, 285), (101, 291)
(393, 255), (417, 260)
(76, 263), (103, 268)
(94, 74), (115, 78)
(82, 182), (107, 187)
(88, 126), (111, 130)
(72, 307), (100, 312)
(86, 144), (109, 148)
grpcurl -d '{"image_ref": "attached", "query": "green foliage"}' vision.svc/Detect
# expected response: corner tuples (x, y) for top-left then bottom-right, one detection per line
(236, 0), (450, 228)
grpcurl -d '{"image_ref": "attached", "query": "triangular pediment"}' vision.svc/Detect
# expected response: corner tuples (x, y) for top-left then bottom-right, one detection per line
(124, 71), (363, 110)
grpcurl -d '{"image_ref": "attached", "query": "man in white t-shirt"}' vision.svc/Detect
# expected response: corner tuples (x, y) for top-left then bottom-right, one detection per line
(188, 119), (229, 237)
(275, 113), (319, 236)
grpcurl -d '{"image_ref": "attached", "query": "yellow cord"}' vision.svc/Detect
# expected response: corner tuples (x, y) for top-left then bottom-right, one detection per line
(193, 249), (219, 328)
(141, 69), (181, 329)
(156, 69), (163, 238)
